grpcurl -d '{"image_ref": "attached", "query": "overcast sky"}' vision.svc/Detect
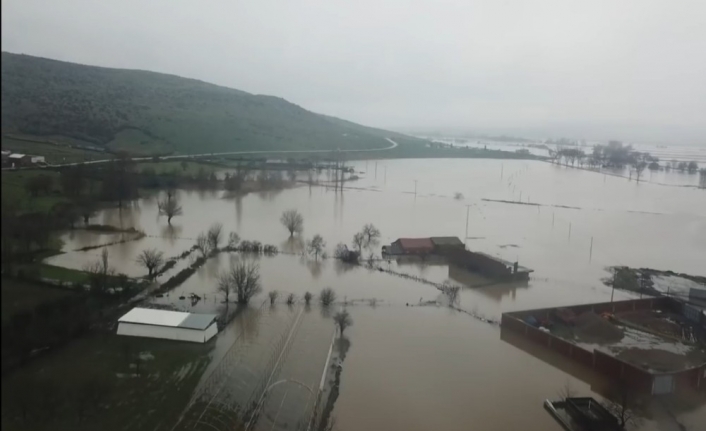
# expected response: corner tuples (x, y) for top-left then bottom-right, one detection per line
(2, 0), (705, 144)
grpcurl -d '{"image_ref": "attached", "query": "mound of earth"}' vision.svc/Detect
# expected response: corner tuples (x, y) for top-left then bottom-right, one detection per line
(574, 311), (624, 344)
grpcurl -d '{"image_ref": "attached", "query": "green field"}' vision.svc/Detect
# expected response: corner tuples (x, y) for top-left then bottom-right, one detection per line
(1, 278), (77, 322)
(1, 169), (68, 213)
(1, 332), (213, 431)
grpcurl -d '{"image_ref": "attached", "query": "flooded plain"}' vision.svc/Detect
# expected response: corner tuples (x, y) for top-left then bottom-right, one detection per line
(44, 158), (706, 430)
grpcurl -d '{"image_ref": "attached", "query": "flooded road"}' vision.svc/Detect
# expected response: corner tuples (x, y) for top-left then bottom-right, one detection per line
(43, 158), (706, 430)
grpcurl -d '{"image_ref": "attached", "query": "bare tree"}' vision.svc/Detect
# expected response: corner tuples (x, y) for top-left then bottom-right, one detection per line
(286, 293), (295, 305)
(207, 222), (224, 251)
(196, 232), (212, 257)
(604, 381), (642, 430)
(361, 223), (381, 248)
(320, 287), (336, 306)
(306, 234), (326, 260)
(280, 209), (304, 236)
(633, 161), (647, 183)
(304, 291), (313, 305)
(333, 309), (353, 336)
(268, 290), (279, 305)
(227, 232), (241, 249)
(158, 198), (183, 224)
(556, 380), (576, 401)
(83, 248), (115, 293)
(217, 272), (233, 303)
(230, 261), (262, 304)
(135, 249), (165, 278)
(352, 232), (365, 254)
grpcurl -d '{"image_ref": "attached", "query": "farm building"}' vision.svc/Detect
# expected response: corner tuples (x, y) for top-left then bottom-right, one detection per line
(430, 236), (465, 252)
(383, 238), (435, 255)
(7, 153), (31, 167)
(117, 308), (218, 343)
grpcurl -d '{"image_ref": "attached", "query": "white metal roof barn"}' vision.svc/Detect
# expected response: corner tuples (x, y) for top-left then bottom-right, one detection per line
(117, 308), (218, 343)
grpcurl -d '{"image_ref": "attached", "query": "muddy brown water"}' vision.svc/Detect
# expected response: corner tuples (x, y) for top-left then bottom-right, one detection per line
(44, 159), (706, 430)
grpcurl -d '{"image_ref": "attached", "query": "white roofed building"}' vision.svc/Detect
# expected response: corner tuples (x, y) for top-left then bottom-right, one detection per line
(117, 307), (218, 343)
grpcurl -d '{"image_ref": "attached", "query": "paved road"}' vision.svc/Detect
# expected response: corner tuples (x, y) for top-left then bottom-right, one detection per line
(3, 138), (399, 171)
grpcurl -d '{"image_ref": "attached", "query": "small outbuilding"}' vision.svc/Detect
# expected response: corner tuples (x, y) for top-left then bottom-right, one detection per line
(117, 307), (218, 343)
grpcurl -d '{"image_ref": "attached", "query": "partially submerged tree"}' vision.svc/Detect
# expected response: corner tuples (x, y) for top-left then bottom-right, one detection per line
(304, 291), (313, 305)
(280, 209), (304, 236)
(227, 232), (241, 249)
(158, 197), (183, 224)
(333, 309), (353, 336)
(352, 232), (365, 254)
(135, 249), (165, 278)
(320, 287), (336, 306)
(207, 222), (224, 251)
(286, 293), (295, 305)
(217, 272), (233, 303)
(306, 234), (326, 260)
(230, 261), (262, 304)
(361, 223), (381, 248)
(196, 232), (212, 257)
(268, 290), (279, 305)
(632, 161), (647, 183)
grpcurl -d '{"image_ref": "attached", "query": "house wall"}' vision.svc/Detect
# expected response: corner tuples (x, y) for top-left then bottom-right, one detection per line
(117, 322), (216, 343)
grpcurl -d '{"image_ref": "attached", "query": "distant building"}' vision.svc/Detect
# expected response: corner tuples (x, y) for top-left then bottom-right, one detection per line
(383, 238), (435, 255)
(30, 155), (46, 164)
(8, 153), (31, 167)
(383, 235), (532, 281)
(117, 307), (218, 343)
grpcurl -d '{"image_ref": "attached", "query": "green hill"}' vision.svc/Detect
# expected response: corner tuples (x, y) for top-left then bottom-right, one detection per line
(1, 52), (417, 155)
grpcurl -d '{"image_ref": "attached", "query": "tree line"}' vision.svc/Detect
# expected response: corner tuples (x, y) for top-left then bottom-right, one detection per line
(549, 141), (701, 180)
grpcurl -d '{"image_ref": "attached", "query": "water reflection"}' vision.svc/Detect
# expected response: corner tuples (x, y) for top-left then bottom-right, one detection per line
(160, 224), (183, 246)
(281, 237), (304, 255)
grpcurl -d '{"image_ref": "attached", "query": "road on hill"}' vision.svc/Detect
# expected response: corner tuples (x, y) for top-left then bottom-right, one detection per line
(2, 138), (400, 171)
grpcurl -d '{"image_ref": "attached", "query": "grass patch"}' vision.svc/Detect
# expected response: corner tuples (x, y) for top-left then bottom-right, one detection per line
(1, 278), (77, 322)
(1, 170), (68, 213)
(1, 333), (213, 431)
(34, 264), (91, 284)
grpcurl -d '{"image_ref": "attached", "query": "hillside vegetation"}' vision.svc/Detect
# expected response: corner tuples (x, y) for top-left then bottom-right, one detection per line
(1, 52), (418, 155)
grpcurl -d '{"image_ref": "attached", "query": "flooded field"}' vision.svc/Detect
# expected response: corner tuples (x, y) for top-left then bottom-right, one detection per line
(37, 158), (706, 430)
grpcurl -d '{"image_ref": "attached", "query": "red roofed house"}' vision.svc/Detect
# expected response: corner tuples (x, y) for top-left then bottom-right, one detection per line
(383, 238), (435, 256)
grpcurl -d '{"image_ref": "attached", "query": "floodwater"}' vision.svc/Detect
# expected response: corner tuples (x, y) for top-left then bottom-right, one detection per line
(44, 158), (706, 430)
